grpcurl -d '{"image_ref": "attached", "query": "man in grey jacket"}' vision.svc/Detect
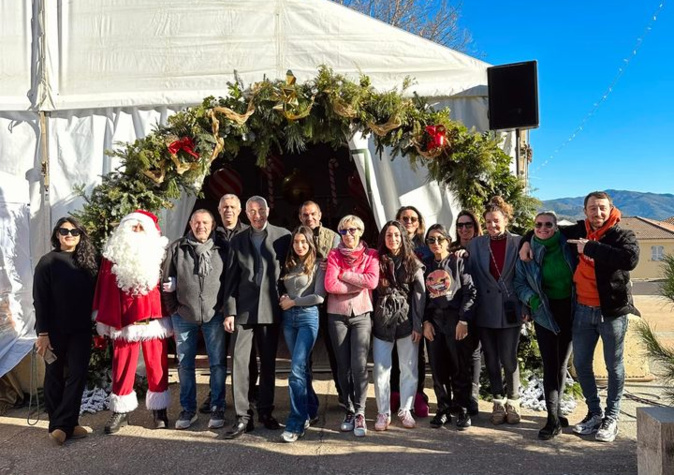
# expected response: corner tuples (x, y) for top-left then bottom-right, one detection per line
(223, 196), (291, 439)
(162, 209), (228, 430)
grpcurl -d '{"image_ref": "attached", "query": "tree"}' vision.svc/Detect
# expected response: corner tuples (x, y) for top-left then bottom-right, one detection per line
(335, 0), (473, 52)
(636, 254), (674, 404)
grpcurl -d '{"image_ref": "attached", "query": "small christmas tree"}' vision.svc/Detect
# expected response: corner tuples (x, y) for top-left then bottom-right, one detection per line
(636, 254), (674, 404)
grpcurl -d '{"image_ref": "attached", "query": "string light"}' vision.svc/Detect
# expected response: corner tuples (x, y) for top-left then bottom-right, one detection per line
(532, 1), (665, 176)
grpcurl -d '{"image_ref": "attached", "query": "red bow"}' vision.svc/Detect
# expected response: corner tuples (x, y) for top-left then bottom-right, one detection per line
(425, 125), (446, 150)
(168, 137), (200, 160)
(93, 335), (108, 350)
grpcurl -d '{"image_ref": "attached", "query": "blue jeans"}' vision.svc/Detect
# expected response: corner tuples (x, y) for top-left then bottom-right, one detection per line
(282, 306), (319, 434)
(172, 313), (227, 412)
(572, 304), (628, 419)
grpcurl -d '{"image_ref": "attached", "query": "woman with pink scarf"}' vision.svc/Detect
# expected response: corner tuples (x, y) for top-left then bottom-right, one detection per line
(325, 215), (379, 437)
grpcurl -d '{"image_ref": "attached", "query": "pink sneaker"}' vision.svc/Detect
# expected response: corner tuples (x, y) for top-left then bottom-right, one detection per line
(374, 413), (390, 431)
(413, 392), (429, 418)
(398, 409), (416, 429)
(354, 414), (367, 437)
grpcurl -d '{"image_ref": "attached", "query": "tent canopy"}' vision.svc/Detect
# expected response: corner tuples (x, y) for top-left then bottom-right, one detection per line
(1, 0), (489, 112)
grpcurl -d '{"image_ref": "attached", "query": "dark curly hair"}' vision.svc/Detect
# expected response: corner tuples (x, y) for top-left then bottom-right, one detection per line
(377, 220), (420, 285)
(51, 217), (99, 276)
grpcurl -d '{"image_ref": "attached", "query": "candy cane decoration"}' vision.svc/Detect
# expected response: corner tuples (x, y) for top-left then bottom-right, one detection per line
(328, 157), (339, 207)
(265, 163), (275, 209)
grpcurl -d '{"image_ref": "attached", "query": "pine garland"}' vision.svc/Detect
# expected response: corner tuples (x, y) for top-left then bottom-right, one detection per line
(73, 66), (536, 241)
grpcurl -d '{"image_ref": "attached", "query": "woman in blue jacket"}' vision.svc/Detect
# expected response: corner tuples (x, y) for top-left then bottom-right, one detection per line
(514, 211), (576, 440)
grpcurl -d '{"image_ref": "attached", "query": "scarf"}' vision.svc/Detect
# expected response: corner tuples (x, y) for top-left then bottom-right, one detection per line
(534, 231), (572, 299)
(338, 241), (367, 267)
(574, 207), (622, 306)
(186, 232), (214, 277)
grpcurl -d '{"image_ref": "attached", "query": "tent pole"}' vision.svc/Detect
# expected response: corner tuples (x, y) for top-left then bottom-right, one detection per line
(39, 111), (51, 246)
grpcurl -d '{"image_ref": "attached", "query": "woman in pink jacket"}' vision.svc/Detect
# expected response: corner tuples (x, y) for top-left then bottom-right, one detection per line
(324, 214), (379, 437)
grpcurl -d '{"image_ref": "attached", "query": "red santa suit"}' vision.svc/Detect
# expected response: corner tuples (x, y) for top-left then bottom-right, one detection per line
(94, 211), (172, 414)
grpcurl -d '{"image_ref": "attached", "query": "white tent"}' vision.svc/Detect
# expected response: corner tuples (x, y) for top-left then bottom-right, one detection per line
(0, 0), (504, 374)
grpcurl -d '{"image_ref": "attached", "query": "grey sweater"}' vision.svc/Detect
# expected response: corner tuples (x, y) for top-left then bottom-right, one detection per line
(281, 262), (326, 307)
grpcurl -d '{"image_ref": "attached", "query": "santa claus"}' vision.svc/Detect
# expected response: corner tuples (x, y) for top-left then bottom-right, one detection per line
(94, 210), (172, 434)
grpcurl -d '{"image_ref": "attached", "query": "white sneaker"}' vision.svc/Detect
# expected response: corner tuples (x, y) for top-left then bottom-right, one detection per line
(280, 430), (303, 443)
(572, 412), (604, 435)
(353, 414), (367, 437)
(340, 413), (355, 432)
(595, 417), (619, 442)
(374, 413), (390, 431)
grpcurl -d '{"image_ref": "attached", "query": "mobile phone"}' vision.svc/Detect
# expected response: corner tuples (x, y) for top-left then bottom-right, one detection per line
(42, 347), (58, 364)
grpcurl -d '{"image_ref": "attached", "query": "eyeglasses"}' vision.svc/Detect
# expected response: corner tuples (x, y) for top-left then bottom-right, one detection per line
(426, 236), (447, 245)
(339, 228), (360, 236)
(58, 228), (81, 237)
(401, 216), (418, 223)
(534, 222), (554, 229)
(456, 222), (474, 229)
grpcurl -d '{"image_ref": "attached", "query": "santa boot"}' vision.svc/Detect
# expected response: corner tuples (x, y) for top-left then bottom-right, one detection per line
(153, 409), (169, 429)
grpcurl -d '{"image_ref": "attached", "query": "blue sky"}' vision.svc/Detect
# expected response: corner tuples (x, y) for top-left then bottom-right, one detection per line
(460, 1), (672, 201)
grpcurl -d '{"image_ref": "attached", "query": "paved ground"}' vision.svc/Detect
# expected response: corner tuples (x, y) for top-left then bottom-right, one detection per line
(1, 294), (672, 475)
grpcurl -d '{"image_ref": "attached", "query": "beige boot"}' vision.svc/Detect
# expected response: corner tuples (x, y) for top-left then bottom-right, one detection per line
(491, 398), (507, 425)
(506, 398), (521, 424)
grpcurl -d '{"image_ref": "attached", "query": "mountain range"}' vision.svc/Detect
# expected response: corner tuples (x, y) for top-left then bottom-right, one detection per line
(541, 190), (674, 221)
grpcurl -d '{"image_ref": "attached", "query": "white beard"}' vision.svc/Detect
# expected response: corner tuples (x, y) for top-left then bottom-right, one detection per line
(103, 222), (168, 296)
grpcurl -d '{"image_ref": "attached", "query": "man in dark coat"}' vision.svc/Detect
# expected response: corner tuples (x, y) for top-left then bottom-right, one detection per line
(222, 196), (291, 438)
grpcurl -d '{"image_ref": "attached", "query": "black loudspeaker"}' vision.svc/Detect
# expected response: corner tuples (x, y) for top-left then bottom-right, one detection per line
(487, 60), (539, 130)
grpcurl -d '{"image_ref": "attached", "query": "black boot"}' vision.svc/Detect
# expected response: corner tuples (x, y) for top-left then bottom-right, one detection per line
(538, 413), (561, 440)
(153, 409), (169, 429)
(104, 412), (129, 434)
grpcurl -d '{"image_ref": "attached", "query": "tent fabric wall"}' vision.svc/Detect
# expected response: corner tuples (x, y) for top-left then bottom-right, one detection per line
(0, 172), (34, 377)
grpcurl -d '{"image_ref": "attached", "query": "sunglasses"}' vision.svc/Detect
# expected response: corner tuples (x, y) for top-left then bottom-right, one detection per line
(426, 236), (447, 245)
(338, 228), (360, 236)
(58, 228), (81, 237)
(456, 222), (474, 229)
(401, 216), (418, 223)
(535, 222), (554, 229)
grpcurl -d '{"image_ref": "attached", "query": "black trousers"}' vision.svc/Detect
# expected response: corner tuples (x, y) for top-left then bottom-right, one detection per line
(225, 331), (258, 401)
(479, 326), (521, 399)
(534, 297), (573, 415)
(427, 319), (477, 413)
(43, 332), (91, 436)
(231, 323), (279, 421)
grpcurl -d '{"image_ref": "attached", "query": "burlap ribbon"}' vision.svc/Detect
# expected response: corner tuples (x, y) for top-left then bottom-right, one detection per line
(367, 116), (402, 136)
(332, 97), (358, 118)
(143, 161), (167, 184)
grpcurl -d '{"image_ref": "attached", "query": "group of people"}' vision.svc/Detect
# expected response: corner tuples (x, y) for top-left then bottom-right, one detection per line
(33, 189), (639, 446)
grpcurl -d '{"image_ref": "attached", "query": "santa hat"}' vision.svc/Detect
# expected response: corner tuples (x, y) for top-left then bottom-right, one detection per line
(120, 209), (162, 235)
